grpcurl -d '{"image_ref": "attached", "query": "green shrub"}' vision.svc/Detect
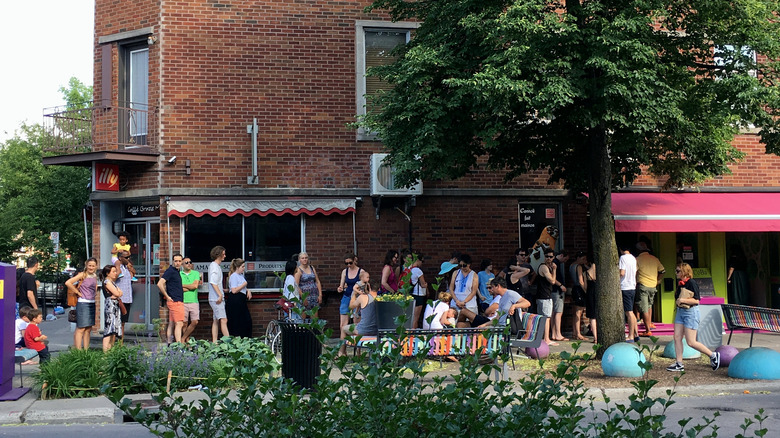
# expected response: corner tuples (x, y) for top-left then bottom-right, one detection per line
(35, 348), (104, 399)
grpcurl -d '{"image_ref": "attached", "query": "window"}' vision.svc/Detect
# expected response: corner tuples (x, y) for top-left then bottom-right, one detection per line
(356, 21), (417, 140)
(713, 45), (757, 78)
(119, 43), (149, 145)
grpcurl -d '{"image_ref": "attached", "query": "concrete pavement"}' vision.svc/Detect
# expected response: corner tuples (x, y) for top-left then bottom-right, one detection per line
(2, 313), (780, 427)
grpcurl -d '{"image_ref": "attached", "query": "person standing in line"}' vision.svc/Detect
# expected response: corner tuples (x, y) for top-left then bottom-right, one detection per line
(295, 252), (323, 319)
(477, 259), (495, 314)
(550, 250), (569, 341)
(337, 253), (362, 331)
(449, 254), (479, 315)
(283, 260), (303, 322)
(180, 257), (201, 342)
(635, 241), (665, 336)
(409, 255), (428, 328)
(208, 246), (230, 343)
(17, 256), (40, 311)
(583, 256), (598, 344)
(117, 251), (135, 338)
(101, 264), (123, 351)
(666, 263), (721, 372)
(227, 258), (253, 337)
(157, 253), (186, 343)
(536, 248), (563, 345)
(379, 250), (400, 294)
(619, 245), (639, 343)
(66, 257), (98, 349)
(570, 252), (588, 340)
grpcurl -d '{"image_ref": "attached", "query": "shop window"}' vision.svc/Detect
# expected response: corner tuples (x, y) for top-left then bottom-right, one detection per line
(184, 216), (242, 262)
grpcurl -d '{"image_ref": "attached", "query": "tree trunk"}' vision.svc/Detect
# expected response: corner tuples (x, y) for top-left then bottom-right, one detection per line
(587, 127), (623, 358)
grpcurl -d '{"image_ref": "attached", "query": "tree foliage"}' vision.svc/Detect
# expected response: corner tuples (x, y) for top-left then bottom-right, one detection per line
(0, 77), (91, 270)
(361, 0), (780, 352)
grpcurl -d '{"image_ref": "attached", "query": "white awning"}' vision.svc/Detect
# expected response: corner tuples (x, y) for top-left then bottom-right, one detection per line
(167, 199), (356, 218)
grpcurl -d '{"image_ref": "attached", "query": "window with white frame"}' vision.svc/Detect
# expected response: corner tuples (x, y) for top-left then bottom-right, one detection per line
(355, 21), (417, 140)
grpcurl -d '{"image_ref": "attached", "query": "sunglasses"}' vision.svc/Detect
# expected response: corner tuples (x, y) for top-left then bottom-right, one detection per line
(675, 269), (681, 273)
(183, 261), (192, 265)
(518, 254), (527, 257)
(345, 261), (354, 265)
(459, 263), (468, 267)
(545, 255), (554, 259)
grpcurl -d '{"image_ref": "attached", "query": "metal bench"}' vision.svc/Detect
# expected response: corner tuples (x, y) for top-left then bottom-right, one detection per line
(721, 303), (780, 347)
(508, 312), (548, 358)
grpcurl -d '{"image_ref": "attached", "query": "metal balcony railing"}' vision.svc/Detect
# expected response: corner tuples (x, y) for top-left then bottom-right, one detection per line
(43, 101), (158, 154)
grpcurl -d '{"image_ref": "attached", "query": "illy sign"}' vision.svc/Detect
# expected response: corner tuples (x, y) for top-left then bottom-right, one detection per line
(94, 163), (120, 191)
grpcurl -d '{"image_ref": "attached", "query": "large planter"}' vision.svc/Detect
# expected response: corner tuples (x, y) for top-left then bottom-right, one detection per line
(376, 300), (414, 330)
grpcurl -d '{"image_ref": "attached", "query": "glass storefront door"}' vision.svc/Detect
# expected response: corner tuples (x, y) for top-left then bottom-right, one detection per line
(123, 221), (160, 330)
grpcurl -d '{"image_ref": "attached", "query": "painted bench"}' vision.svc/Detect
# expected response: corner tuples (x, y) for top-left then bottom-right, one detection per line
(508, 312), (548, 358)
(13, 348), (39, 387)
(721, 303), (780, 347)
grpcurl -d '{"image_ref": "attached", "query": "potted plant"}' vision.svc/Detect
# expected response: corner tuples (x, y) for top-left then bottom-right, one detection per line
(375, 293), (414, 329)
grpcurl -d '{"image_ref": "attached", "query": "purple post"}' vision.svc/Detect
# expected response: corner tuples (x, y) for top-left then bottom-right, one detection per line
(0, 262), (16, 398)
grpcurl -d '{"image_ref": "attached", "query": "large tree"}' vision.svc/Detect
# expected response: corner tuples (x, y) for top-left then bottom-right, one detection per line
(362, 0), (780, 352)
(0, 77), (92, 272)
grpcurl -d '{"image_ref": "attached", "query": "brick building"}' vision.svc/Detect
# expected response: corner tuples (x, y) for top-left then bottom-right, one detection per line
(43, 1), (780, 338)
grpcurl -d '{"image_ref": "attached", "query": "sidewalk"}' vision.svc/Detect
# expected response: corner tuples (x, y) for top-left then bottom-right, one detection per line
(3, 315), (779, 425)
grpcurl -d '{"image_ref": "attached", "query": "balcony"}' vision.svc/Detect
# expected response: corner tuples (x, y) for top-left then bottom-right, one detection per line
(42, 101), (159, 166)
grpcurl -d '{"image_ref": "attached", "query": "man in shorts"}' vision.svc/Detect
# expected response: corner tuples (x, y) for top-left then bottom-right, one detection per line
(180, 257), (201, 342)
(635, 241), (665, 336)
(157, 253), (185, 343)
(536, 248), (563, 345)
(619, 245), (639, 342)
(117, 251), (136, 337)
(209, 246), (230, 343)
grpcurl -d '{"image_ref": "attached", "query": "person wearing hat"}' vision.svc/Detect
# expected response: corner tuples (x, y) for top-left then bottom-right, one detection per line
(439, 251), (461, 277)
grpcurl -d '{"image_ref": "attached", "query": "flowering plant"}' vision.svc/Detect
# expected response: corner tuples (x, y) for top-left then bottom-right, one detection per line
(375, 292), (414, 305)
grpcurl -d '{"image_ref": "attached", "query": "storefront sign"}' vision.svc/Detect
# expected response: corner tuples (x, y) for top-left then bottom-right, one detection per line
(125, 203), (160, 218)
(518, 203), (562, 250)
(93, 163), (119, 191)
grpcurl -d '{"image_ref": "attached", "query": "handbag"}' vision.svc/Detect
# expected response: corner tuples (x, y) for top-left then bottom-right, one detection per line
(118, 300), (128, 315)
(67, 289), (78, 307)
(677, 287), (694, 309)
(68, 309), (77, 323)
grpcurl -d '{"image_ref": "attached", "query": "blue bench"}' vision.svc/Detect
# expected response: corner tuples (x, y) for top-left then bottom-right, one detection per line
(14, 348), (38, 387)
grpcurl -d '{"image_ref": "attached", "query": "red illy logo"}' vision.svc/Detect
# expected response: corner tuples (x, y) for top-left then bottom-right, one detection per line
(95, 164), (120, 191)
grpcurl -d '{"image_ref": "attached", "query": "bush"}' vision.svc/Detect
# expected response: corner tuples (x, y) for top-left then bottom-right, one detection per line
(36, 348), (104, 399)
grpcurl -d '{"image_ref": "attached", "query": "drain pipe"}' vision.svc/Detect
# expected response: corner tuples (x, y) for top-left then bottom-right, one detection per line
(246, 118), (259, 185)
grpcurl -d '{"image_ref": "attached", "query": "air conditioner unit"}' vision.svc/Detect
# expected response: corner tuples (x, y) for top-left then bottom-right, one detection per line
(370, 153), (423, 196)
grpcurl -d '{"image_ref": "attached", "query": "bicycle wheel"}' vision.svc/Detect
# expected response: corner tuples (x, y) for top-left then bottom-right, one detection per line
(265, 319), (280, 348)
(270, 330), (283, 364)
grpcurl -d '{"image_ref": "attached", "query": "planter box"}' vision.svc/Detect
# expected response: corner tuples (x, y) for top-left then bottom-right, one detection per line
(376, 300), (414, 330)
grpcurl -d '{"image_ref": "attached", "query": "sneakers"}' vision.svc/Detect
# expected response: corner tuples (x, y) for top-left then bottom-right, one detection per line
(666, 362), (685, 372)
(710, 352), (721, 371)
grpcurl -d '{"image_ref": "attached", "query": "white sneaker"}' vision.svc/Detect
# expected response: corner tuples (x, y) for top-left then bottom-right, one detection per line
(666, 362), (684, 372)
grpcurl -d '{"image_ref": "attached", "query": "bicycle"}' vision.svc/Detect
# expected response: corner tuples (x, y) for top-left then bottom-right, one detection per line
(265, 301), (294, 364)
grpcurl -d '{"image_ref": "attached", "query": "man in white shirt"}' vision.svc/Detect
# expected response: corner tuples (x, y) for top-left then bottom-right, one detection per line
(619, 245), (639, 342)
(208, 245), (229, 343)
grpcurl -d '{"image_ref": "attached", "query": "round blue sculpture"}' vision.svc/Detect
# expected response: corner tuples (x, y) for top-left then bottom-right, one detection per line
(728, 347), (780, 380)
(602, 343), (646, 377)
(662, 338), (701, 360)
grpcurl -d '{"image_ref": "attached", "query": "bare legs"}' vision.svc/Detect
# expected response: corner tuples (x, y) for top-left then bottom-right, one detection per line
(182, 319), (198, 342)
(572, 307), (586, 340)
(73, 326), (91, 349)
(673, 324), (713, 364)
(412, 304), (424, 329)
(212, 317), (229, 343)
(625, 310), (638, 340)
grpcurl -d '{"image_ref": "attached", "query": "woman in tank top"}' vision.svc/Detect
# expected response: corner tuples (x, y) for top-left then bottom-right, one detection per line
(294, 252), (323, 319)
(337, 281), (377, 356)
(337, 253), (362, 331)
(66, 257), (98, 350)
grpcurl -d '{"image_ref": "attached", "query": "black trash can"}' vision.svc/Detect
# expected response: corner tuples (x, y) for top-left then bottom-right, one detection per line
(279, 322), (322, 389)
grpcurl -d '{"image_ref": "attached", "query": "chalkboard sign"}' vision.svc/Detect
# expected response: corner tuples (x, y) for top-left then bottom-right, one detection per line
(696, 277), (715, 297)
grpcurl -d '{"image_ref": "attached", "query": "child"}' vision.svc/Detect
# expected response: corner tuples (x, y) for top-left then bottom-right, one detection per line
(443, 308), (458, 328)
(111, 231), (131, 264)
(23, 309), (50, 363)
(15, 306), (31, 349)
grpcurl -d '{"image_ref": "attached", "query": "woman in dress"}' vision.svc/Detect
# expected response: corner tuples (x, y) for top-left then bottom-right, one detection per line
(666, 263), (721, 372)
(337, 253), (361, 330)
(379, 249), (400, 294)
(101, 264), (123, 351)
(227, 258), (253, 337)
(294, 252), (323, 320)
(66, 257), (98, 350)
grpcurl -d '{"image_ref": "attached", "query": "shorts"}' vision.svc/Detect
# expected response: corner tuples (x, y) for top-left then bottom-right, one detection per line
(76, 301), (96, 328)
(120, 302), (132, 323)
(184, 302), (200, 321)
(340, 294), (351, 315)
(621, 289), (635, 313)
(674, 306), (700, 330)
(636, 284), (657, 313)
(413, 294), (427, 307)
(210, 300), (227, 320)
(167, 301), (186, 323)
(471, 314), (490, 327)
(536, 299), (553, 317)
(551, 290), (565, 313)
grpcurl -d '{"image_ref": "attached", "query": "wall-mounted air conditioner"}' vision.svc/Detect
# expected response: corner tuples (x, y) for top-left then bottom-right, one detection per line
(370, 153), (423, 196)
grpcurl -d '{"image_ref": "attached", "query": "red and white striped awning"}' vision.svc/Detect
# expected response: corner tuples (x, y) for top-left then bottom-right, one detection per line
(167, 199), (356, 218)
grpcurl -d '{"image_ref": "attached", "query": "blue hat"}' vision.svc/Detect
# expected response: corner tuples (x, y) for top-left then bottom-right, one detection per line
(439, 262), (458, 275)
